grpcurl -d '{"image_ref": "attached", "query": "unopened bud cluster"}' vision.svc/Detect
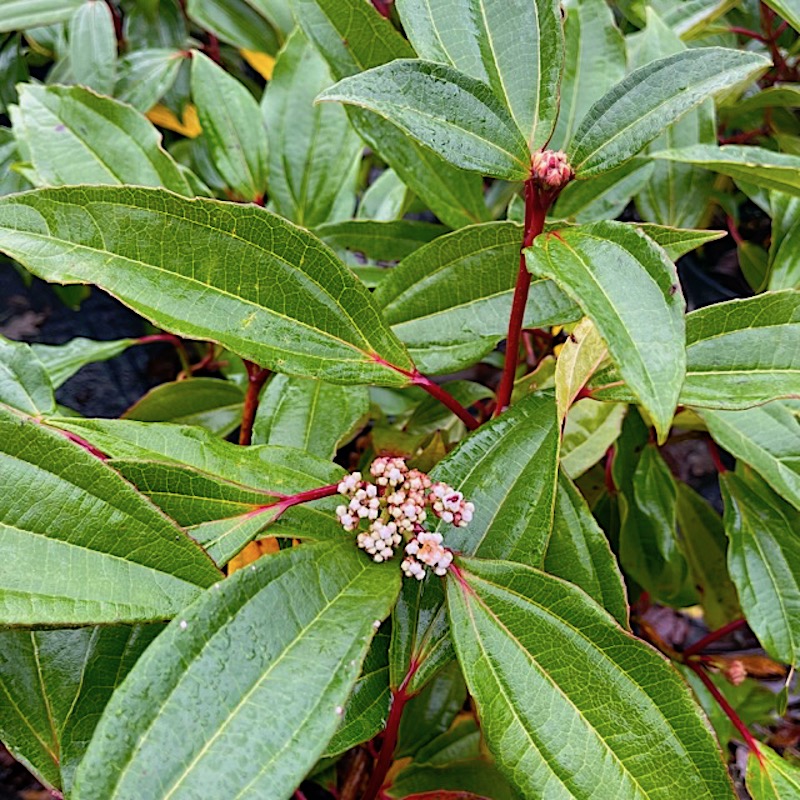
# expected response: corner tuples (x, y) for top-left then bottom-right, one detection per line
(336, 456), (474, 579)
(531, 149), (573, 190)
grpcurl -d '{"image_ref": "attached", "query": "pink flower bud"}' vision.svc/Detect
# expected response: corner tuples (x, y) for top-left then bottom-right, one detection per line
(531, 149), (573, 190)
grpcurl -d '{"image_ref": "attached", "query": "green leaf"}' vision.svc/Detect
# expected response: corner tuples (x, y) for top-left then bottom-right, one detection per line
(767, 192), (800, 291)
(631, 10), (716, 229)
(316, 219), (445, 262)
(550, 0), (626, 151)
(747, 743), (800, 799)
(0, 186), (415, 386)
(253, 374), (368, 459)
(391, 391), (560, 690)
(115, 48), (185, 113)
(291, 0), (489, 229)
(0, 337), (55, 415)
(0, 625), (160, 793)
(526, 221), (686, 442)
(0, 0), (83, 32)
(186, 0), (279, 53)
(619, 444), (696, 607)
(376, 222), (579, 374)
(69, 0), (117, 96)
(701, 403), (800, 512)
(72, 541), (399, 800)
(396, 0), (564, 149)
(567, 48), (769, 177)
(123, 378), (244, 437)
(762, 0), (800, 32)
(0, 405), (220, 626)
(191, 51), (268, 201)
(357, 168), (411, 221)
(447, 557), (733, 800)
(722, 470), (800, 665)
(555, 317), (607, 422)
(561, 399), (627, 479)
(635, 223), (727, 260)
(263, 29), (361, 227)
(682, 291), (800, 409)
(13, 84), (192, 195)
(675, 483), (740, 630)
(651, 145), (800, 196)
(405, 380), (494, 437)
(319, 60), (531, 181)
(544, 471), (628, 625)
(31, 337), (137, 389)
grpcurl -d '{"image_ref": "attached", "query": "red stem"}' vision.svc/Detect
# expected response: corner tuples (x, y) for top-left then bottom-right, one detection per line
(239, 361), (270, 446)
(706, 438), (728, 474)
(727, 25), (768, 41)
(362, 662), (419, 800)
(604, 445), (617, 496)
(246, 483), (341, 520)
(686, 661), (764, 766)
(411, 373), (479, 431)
(57, 428), (108, 461)
(683, 619), (747, 658)
(494, 179), (550, 415)
(371, 0), (394, 18)
(204, 32), (222, 64)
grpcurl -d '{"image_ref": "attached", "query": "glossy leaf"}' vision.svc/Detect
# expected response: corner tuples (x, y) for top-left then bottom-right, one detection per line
(69, 1), (117, 96)
(31, 337), (137, 389)
(252, 374), (368, 459)
(767, 192), (800, 291)
(747, 743), (800, 799)
(701, 403), (800, 512)
(0, 0), (83, 32)
(651, 145), (800, 196)
(396, 0), (564, 149)
(319, 60), (532, 181)
(391, 391), (560, 690)
(13, 84), (192, 195)
(115, 49), (185, 113)
(191, 51), (268, 201)
(72, 541), (400, 800)
(291, 0), (489, 229)
(550, 0), (626, 151)
(317, 219), (445, 262)
(635, 223), (727, 260)
(0, 404), (220, 626)
(447, 557), (733, 800)
(544, 471), (628, 625)
(0, 186), (415, 386)
(682, 291), (800, 409)
(186, 0), (279, 53)
(123, 378), (244, 437)
(722, 470), (800, 665)
(0, 625), (160, 792)
(0, 337), (55, 415)
(567, 48), (769, 177)
(561, 399), (627, 480)
(263, 29), (361, 227)
(377, 222), (579, 374)
(555, 317), (607, 422)
(526, 221), (686, 441)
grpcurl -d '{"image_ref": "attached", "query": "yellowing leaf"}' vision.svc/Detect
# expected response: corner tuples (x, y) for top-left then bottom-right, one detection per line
(146, 103), (202, 138)
(241, 49), (275, 80)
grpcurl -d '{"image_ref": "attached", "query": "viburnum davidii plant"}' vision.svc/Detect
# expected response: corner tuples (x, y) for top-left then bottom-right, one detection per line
(1, 0), (800, 798)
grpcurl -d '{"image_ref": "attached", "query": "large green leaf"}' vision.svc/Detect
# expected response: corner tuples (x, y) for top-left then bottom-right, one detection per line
(0, 405), (220, 626)
(191, 51), (268, 201)
(396, 0), (564, 149)
(701, 403), (800, 512)
(447, 557), (733, 800)
(682, 291), (800, 409)
(253, 374), (368, 459)
(12, 84), (191, 195)
(722, 470), (800, 666)
(263, 29), (361, 227)
(567, 48), (769, 177)
(69, 0), (117, 96)
(186, 0), (279, 53)
(550, 0), (626, 151)
(651, 145), (800, 196)
(0, 625), (160, 793)
(0, 0), (83, 32)
(526, 221), (686, 441)
(72, 541), (399, 800)
(319, 60), (531, 181)
(543, 471), (628, 625)
(115, 48), (185, 113)
(747, 743), (800, 799)
(0, 337), (55, 415)
(291, 0), (489, 229)
(391, 391), (560, 690)
(376, 221), (579, 374)
(0, 186), (415, 386)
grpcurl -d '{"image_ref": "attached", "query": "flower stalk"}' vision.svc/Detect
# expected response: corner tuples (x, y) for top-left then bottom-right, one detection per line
(239, 360), (270, 446)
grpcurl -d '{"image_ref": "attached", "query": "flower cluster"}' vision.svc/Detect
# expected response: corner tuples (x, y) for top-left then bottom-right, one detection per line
(335, 456), (474, 579)
(531, 149), (573, 190)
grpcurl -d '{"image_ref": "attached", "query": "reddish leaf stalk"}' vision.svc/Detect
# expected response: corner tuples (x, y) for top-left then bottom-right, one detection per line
(683, 618), (747, 658)
(246, 483), (341, 520)
(706, 438), (728, 474)
(604, 445), (617, 496)
(371, 0), (394, 18)
(239, 361), (270, 446)
(686, 660), (765, 766)
(57, 427), (109, 461)
(362, 660), (420, 800)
